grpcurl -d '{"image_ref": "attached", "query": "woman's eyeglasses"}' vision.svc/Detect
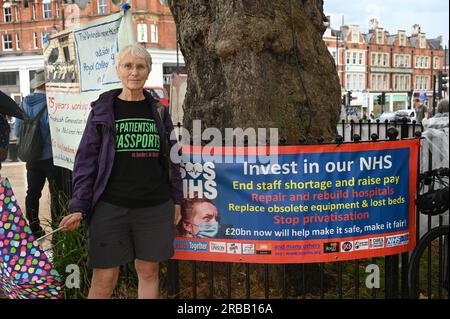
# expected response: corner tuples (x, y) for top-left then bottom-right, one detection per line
(120, 63), (148, 72)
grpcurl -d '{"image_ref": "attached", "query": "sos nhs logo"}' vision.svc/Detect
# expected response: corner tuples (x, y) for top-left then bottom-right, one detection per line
(181, 162), (217, 199)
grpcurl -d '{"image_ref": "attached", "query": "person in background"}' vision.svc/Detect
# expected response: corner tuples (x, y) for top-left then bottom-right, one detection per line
(362, 111), (368, 122)
(414, 98), (427, 123)
(0, 114), (10, 171)
(15, 69), (59, 239)
(437, 99), (449, 114)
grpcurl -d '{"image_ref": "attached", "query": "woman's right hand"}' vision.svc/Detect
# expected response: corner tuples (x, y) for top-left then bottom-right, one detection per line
(59, 212), (83, 232)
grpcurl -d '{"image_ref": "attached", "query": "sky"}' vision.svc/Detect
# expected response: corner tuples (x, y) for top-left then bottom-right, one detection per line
(324, 0), (449, 46)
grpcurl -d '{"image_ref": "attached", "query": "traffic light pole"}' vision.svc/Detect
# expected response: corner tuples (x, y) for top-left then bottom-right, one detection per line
(432, 75), (436, 116)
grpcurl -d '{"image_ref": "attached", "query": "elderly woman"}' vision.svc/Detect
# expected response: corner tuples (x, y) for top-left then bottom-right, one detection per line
(59, 44), (183, 299)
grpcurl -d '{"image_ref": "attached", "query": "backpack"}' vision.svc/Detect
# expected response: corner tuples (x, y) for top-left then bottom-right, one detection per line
(17, 104), (47, 162)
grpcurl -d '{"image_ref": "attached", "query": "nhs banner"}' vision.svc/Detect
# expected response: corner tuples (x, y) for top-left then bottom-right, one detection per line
(173, 140), (419, 264)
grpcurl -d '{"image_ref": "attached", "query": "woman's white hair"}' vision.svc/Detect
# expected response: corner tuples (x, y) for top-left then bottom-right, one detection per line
(115, 43), (152, 71)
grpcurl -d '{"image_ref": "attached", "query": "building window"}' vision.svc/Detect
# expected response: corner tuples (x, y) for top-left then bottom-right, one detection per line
(371, 53), (389, 67)
(383, 74), (388, 90)
(403, 55), (410, 67)
(399, 33), (406, 46)
(419, 34), (426, 48)
(150, 24), (158, 43)
(56, 1), (59, 17)
(371, 74), (377, 90)
(3, 5), (12, 22)
(160, 0), (169, 5)
(33, 32), (39, 49)
(32, 3), (36, 20)
(371, 73), (389, 91)
(14, 5), (20, 21)
(415, 55), (430, 69)
(42, 32), (51, 47)
(394, 55), (400, 67)
(43, 1), (52, 19)
(137, 23), (148, 43)
(98, 0), (107, 15)
(15, 34), (20, 50)
(415, 76), (430, 90)
(433, 56), (439, 69)
(377, 30), (384, 44)
(352, 31), (358, 43)
(395, 54), (410, 68)
(2, 34), (13, 51)
(346, 51), (365, 66)
(394, 75), (410, 91)
(0, 72), (19, 86)
(346, 73), (365, 91)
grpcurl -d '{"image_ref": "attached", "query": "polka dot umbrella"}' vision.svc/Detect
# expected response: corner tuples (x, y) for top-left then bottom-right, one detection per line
(0, 178), (61, 299)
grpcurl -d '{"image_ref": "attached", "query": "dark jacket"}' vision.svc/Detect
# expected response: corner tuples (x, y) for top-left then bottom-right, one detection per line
(68, 88), (183, 221)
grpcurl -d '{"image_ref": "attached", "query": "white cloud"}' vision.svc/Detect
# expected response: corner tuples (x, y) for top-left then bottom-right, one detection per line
(324, 0), (449, 43)
(364, 3), (383, 17)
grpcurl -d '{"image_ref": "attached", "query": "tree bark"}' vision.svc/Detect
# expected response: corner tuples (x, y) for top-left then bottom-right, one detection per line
(169, 0), (341, 142)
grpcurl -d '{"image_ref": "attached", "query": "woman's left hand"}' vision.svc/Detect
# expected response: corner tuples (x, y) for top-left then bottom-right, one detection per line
(174, 204), (181, 226)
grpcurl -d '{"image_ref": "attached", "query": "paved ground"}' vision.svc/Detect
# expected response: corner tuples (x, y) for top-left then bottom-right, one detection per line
(1, 161), (53, 248)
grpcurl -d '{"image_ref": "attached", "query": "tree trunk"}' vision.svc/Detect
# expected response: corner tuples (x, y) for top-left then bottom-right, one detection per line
(169, 0), (341, 142)
(169, 0), (342, 298)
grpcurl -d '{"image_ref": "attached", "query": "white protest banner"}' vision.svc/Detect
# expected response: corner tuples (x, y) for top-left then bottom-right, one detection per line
(74, 14), (121, 92)
(44, 9), (135, 170)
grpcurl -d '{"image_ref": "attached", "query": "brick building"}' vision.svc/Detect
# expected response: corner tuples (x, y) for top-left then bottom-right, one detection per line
(323, 18), (446, 117)
(0, 0), (184, 101)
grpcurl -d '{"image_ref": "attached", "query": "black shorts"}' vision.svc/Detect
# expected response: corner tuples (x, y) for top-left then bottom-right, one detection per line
(87, 199), (175, 268)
